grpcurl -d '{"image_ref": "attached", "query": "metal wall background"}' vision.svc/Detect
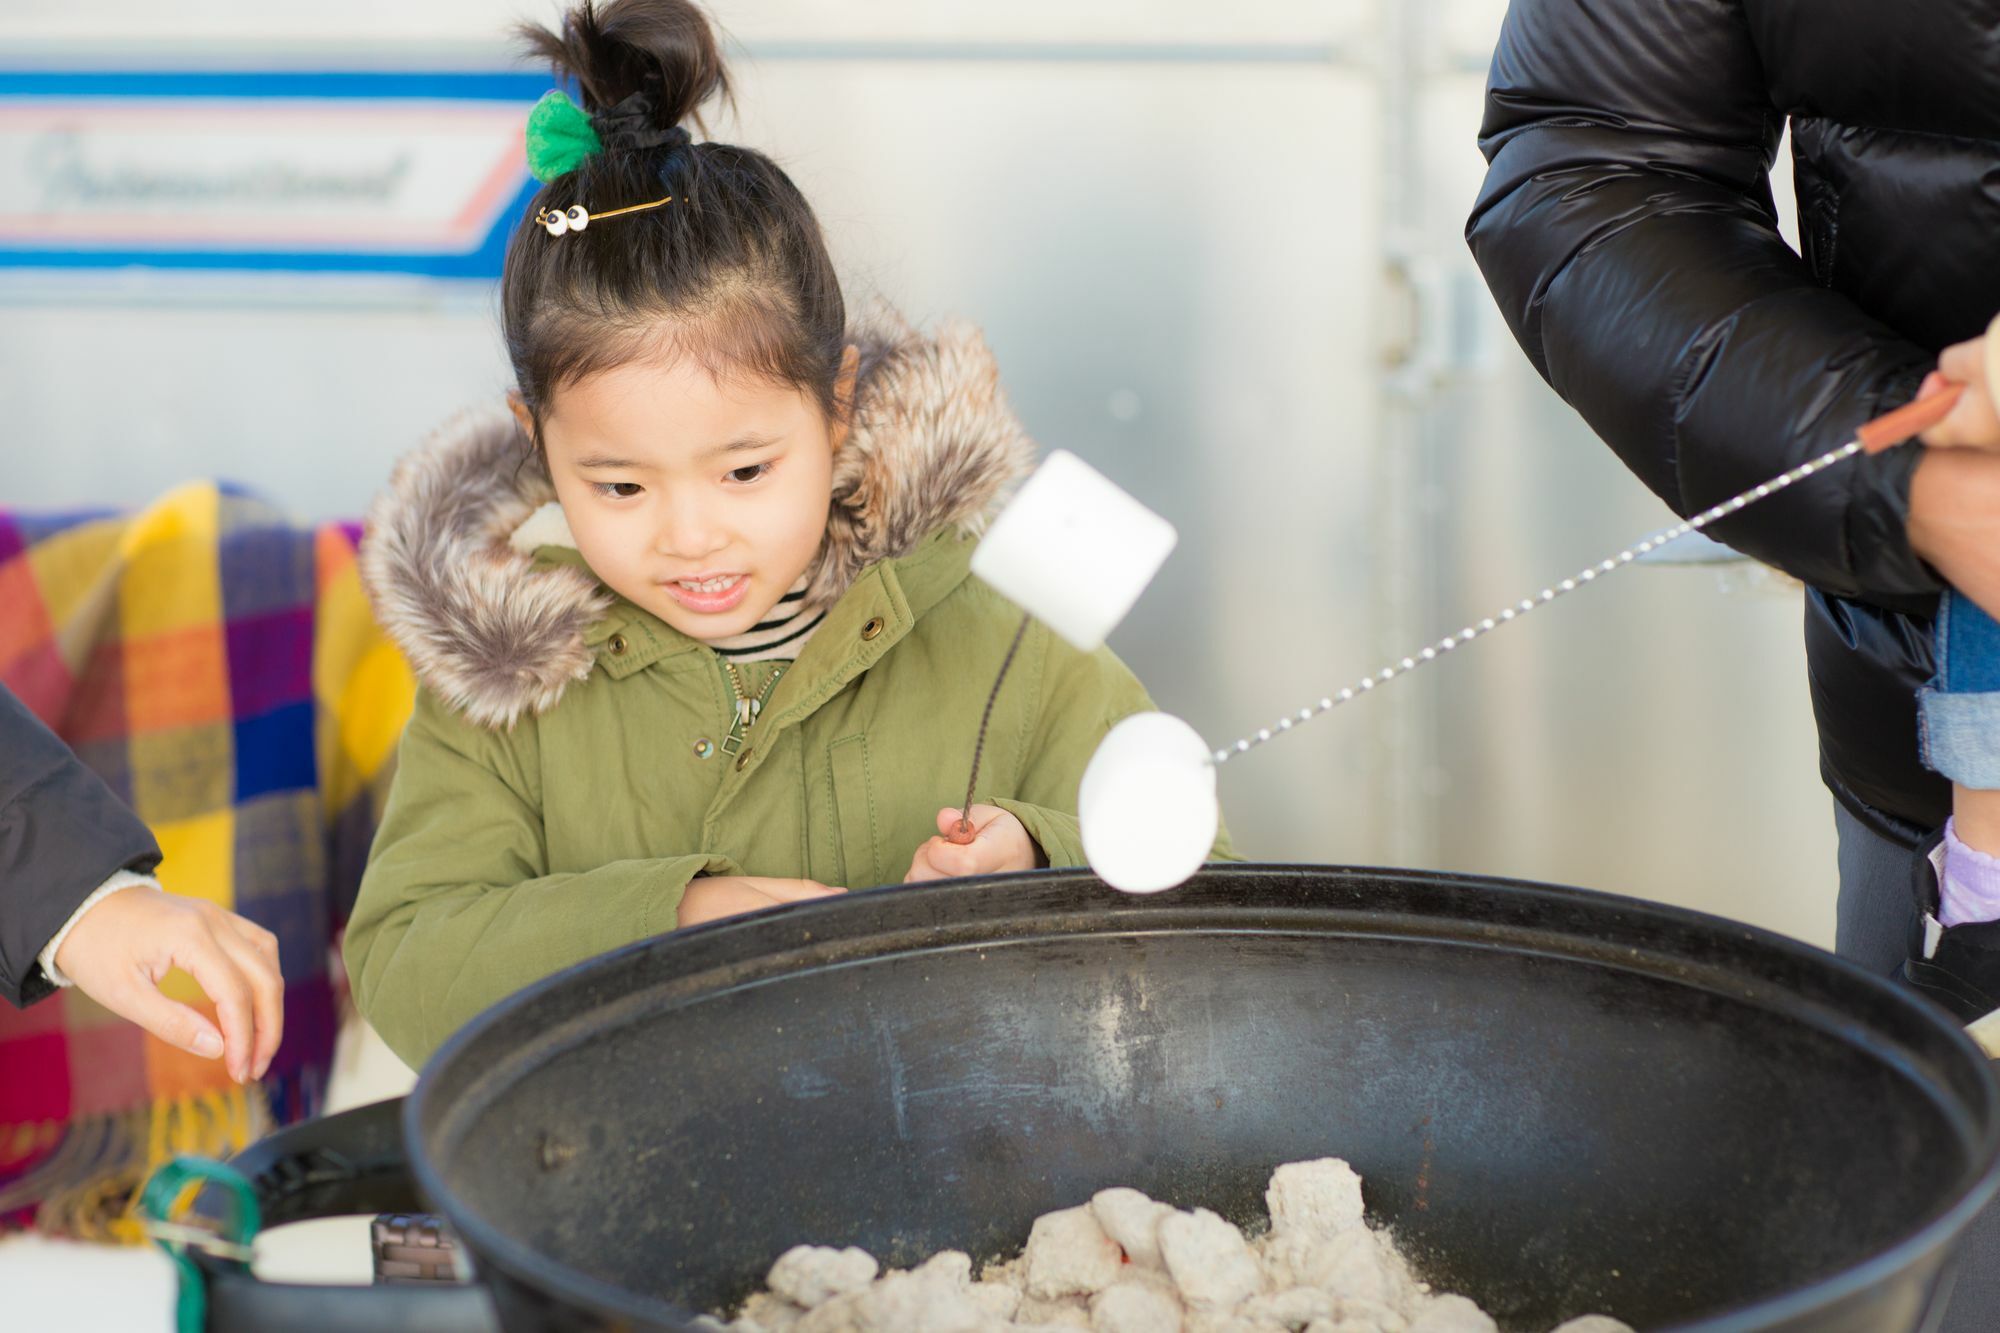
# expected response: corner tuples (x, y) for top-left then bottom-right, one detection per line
(0, 0), (1840, 945)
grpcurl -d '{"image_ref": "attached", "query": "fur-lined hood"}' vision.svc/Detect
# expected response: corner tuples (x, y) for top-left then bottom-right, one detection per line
(361, 312), (1037, 730)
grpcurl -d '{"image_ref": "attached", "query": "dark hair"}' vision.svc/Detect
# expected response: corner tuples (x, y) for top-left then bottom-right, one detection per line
(503, 0), (847, 442)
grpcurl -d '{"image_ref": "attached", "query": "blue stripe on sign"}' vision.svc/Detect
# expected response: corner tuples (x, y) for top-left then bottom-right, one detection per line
(0, 70), (550, 276)
(0, 70), (552, 100)
(0, 123), (540, 276)
(0, 184), (539, 274)
(0, 176), (541, 275)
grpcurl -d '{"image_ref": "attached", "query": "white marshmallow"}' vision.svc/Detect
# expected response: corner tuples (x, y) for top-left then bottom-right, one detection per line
(1078, 712), (1219, 894)
(970, 449), (1176, 653)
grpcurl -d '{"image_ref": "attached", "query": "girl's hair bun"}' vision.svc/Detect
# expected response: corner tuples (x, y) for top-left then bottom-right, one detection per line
(518, 0), (730, 142)
(503, 0), (845, 436)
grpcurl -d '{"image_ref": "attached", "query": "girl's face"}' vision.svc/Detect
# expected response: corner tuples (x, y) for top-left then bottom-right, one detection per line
(534, 348), (856, 642)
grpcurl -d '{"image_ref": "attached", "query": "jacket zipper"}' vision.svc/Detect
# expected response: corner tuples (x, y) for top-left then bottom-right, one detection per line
(720, 660), (786, 758)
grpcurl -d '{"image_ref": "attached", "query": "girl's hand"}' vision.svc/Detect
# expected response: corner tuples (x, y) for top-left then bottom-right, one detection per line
(904, 805), (1044, 883)
(55, 887), (283, 1084)
(676, 876), (843, 929)
(1919, 333), (2000, 450)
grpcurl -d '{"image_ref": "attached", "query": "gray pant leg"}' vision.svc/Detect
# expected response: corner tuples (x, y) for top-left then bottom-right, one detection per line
(1834, 801), (2000, 1331)
(1835, 802), (1919, 978)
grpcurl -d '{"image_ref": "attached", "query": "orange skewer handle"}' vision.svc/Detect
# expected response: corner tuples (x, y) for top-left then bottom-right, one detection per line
(1858, 382), (1966, 454)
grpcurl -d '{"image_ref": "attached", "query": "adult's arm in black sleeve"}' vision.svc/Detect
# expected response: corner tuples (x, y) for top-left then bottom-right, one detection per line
(0, 683), (161, 1007)
(1466, 0), (1938, 609)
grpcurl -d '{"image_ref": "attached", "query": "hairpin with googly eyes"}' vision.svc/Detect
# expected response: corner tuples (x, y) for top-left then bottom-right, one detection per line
(534, 195), (675, 237)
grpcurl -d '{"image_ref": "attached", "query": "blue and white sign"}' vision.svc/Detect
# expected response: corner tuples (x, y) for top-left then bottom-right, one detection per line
(0, 71), (546, 277)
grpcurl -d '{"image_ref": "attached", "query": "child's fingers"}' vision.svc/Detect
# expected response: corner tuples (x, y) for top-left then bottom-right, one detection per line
(905, 842), (946, 882)
(937, 804), (1012, 839)
(912, 809), (1022, 881)
(905, 840), (966, 883)
(922, 838), (989, 880)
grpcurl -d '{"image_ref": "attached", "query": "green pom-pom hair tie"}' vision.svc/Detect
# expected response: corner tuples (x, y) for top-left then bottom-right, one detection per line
(523, 89), (679, 237)
(525, 90), (602, 183)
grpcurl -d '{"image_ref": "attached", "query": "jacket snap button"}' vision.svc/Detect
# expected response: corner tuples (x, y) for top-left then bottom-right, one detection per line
(607, 633), (629, 656)
(693, 738), (714, 760)
(735, 747), (754, 772)
(861, 616), (885, 641)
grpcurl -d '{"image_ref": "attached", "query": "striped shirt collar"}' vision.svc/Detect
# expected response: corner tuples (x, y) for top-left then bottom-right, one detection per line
(709, 578), (825, 662)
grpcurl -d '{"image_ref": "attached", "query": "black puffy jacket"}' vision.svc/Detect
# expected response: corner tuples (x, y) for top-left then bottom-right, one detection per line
(1468, 0), (2000, 845)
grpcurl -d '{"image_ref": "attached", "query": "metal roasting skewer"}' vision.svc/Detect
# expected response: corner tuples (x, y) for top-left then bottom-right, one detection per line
(1211, 384), (1968, 767)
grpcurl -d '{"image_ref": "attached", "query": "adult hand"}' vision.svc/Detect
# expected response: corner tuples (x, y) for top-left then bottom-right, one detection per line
(904, 805), (1044, 883)
(54, 887), (282, 1084)
(676, 876), (844, 929)
(1908, 447), (2000, 624)
(1917, 339), (2000, 450)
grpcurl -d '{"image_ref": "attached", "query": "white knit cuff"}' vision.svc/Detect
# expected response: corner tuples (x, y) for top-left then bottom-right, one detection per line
(37, 870), (157, 988)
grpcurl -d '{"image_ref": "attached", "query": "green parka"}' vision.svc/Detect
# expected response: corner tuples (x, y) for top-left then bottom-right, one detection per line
(344, 316), (1229, 1068)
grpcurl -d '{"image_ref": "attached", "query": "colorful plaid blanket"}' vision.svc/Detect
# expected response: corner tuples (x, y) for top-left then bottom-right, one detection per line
(0, 482), (413, 1240)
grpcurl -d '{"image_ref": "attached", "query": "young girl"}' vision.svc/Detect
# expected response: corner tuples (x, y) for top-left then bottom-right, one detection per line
(342, 0), (1225, 1069)
(1905, 321), (2000, 1020)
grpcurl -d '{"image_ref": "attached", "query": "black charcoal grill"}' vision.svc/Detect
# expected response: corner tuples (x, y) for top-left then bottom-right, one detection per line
(186, 865), (2000, 1332)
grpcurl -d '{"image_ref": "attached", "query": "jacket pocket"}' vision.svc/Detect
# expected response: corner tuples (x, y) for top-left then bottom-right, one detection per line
(828, 735), (881, 889)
